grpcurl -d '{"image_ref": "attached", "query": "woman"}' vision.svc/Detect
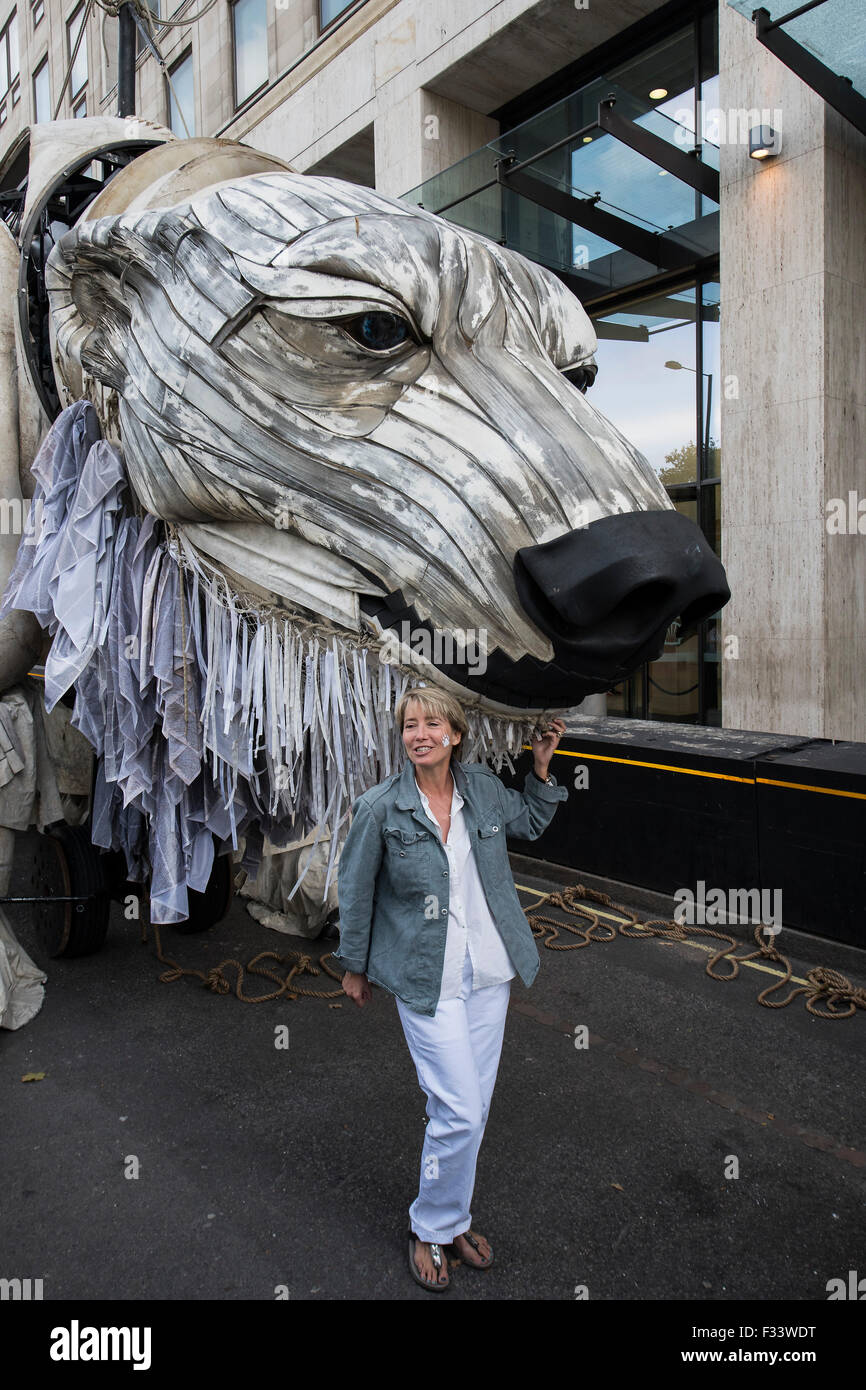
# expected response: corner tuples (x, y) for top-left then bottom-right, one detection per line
(333, 685), (567, 1291)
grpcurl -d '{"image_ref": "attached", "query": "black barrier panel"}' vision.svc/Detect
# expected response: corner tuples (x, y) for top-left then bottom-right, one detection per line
(498, 718), (835, 935)
(755, 742), (866, 949)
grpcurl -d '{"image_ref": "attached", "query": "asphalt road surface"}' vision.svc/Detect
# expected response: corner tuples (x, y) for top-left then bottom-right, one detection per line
(2, 845), (865, 1304)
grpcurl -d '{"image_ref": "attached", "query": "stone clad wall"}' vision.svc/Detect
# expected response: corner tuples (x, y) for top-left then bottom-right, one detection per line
(719, 2), (866, 740)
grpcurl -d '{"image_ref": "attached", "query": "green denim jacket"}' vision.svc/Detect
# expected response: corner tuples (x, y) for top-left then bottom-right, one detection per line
(332, 755), (568, 1016)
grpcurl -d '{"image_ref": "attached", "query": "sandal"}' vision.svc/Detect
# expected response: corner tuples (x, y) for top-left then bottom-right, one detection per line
(448, 1229), (494, 1269)
(408, 1227), (450, 1291)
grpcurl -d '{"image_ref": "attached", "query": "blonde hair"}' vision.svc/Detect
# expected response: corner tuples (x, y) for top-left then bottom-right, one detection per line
(395, 685), (469, 760)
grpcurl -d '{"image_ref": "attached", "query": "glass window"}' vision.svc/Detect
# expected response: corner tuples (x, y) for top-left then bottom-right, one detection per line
(591, 287), (698, 483)
(73, 91), (86, 117)
(701, 278), (720, 484)
(33, 54), (49, 122)
(31, 0), (42, 25)
(590, 274), (721, 725)
(321, 0), (356, 26)
(648, 626), (700, 722)
(0, 10), (18, 97)
(232, 0), (267, 107)
(167, 50), (194, 136)
(8, 10), (17, 79)
(67, 4), (87, 97)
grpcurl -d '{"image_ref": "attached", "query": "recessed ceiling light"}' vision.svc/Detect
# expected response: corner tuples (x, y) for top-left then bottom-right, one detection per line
(658, 169), (668, 176)
(649, 88), (668, 100)
(582, 135), (593, 143)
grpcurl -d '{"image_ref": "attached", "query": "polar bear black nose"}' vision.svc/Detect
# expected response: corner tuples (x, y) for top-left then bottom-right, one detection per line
(514, 509), (730, 677)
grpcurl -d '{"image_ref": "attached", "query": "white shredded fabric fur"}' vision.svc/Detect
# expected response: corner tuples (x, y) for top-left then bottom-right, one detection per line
(1, 403), (548, 923)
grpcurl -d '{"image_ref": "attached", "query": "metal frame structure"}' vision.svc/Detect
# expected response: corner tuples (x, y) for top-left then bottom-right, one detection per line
(753, 4), (866, 138)
(494, 95), (719, 281)
(596, 96), (720, 203)
(15, 139), (164, 419)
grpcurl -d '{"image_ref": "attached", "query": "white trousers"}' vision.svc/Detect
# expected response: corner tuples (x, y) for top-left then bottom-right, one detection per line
(396, 948), (511, 1244)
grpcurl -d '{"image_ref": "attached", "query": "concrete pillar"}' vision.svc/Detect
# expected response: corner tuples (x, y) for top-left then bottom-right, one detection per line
(578, 693), (607, 717)
(373, 88), (498, 198)
(719, 4), (866, 740)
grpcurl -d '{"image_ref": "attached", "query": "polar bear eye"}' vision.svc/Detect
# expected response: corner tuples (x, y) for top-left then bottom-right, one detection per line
(340, 312), (412, 352)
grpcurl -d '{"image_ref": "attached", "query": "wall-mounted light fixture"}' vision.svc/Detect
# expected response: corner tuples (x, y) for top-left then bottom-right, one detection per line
(749, 125), (779, 160)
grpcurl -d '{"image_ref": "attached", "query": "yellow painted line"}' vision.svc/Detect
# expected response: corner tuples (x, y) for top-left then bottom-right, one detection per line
(681, 939), (809, 986)
(514, 882), (552, 898)
(756, 776), (866, 801)
(523, 745), (866, 800)
(514, 882), (810, 985)
(521, 744), (754, 784)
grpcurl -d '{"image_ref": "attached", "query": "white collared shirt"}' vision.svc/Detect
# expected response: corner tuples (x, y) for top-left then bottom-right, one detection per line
(415, 773), (516, 1000)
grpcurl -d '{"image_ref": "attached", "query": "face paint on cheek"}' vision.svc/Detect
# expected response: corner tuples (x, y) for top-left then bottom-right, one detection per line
(442, 735), (450, 746)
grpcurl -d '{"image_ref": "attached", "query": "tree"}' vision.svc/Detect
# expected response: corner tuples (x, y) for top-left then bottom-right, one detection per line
(658, 438), (719, 488)
(658, 440), (697, 487)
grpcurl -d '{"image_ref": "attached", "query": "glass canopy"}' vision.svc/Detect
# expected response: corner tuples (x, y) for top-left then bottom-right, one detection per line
(402, 25), (719, 304)
(726, 1), (866, 134)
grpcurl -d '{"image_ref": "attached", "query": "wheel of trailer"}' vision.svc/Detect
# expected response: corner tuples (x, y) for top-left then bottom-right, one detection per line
(32, 824), (111, 958)
(172, 850), (234, 934)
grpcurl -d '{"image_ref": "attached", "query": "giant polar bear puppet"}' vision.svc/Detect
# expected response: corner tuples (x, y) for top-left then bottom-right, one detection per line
(0, 120), (728, 1021)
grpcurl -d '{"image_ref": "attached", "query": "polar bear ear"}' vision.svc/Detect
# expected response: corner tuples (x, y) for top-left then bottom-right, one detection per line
(47, 224), (138, 395)
(46, 217), (136, 397)
(46, 209), (257, 401)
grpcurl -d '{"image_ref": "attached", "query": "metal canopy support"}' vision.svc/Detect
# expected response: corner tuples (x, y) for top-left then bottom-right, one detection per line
(593, 320), (651, 342)
(497, 160), (699, 272)
(596, 97), (720, 203)
(753, 6), (866, 138)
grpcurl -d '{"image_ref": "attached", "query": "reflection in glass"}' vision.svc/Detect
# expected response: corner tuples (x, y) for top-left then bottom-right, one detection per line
(8, 12), (18, 84)
(168, 52), (195, 136)
(606, 671), (642, 719)
(583, 288), (722, 725)
(702, 279), (720, 480)
(321, 0), (355, 24)
(67, 5), (87, 97)
(649, 630), (699, 721)
(33, 59), (50, 123)
(233, 0), (268, 107)
(591, 288), (697, 480)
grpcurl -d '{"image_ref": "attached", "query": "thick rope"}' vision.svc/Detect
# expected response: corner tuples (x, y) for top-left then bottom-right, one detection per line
(141, 914), (346, 1003)
(137, 877), (866, 1020)
(523, 883), (866, 1021)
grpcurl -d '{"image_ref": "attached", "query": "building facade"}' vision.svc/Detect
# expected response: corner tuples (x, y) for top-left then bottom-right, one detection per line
(1, 0), (864, 741)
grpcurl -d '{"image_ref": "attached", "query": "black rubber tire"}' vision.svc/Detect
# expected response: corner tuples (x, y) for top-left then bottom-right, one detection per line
(40, 823), (111, 959)
(172, 850), (234, 934)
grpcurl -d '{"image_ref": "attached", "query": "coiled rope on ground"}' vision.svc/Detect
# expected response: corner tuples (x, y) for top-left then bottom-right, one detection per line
(143, 919), (346, 1003)
(523, 882), (866, 1020)
(139, 879), (866, 1020)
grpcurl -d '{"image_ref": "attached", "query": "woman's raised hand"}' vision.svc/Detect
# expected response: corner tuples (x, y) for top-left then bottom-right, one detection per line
(342, 970), (373, 1007)
(531, 717), (566, 777)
